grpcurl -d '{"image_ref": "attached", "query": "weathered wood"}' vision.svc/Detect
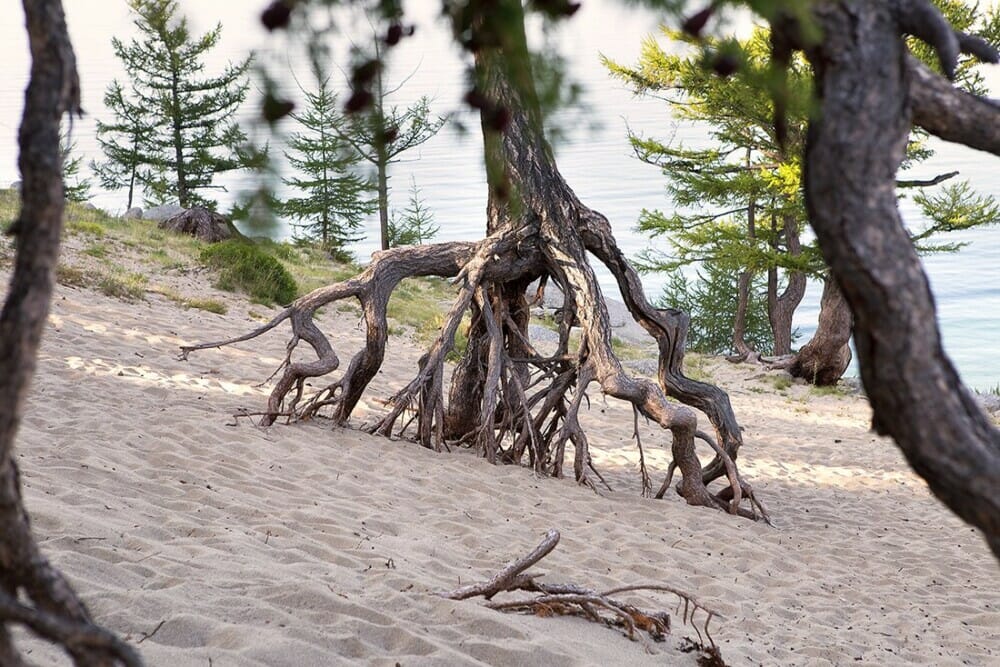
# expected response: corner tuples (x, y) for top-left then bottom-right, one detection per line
(799, 0), (1000, 555)
(158, 206), (235, 242)
(184, 0), (766, 519)
(788, 277), (852, 386)
(0, 1), (142, 664)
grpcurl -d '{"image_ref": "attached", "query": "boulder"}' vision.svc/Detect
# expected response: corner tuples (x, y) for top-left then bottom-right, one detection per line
(159, 207), (235, 243)
(143, 204), (185, 222)
(123, 207), (143, 220)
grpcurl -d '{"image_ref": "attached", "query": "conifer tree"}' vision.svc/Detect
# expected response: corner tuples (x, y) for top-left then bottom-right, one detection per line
(93, 0), (252, 209)
(610, 10), (999, 369)
(279, 77), (376, 256)
(332, 36), (446, 250)
(387, 177), (439, 247)
(92, 80), (150, 210)
(60, 126), (91, 203)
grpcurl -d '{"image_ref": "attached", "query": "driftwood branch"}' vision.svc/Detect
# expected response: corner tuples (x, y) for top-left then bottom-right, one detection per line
(438, 529), (725, 654)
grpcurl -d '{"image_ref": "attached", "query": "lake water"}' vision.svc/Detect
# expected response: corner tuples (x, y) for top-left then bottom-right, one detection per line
(3, 1), (1000, 389)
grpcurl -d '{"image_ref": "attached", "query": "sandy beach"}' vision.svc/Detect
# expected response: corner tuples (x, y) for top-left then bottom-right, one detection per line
(5, 238), (999, 666)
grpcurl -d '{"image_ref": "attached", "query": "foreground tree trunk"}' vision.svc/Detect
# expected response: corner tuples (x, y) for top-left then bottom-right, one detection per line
(787, 277), (852, 385)
(792, 0), (1000, 555)
(0, 2), (141, 664)
(184, 1), (767, 519)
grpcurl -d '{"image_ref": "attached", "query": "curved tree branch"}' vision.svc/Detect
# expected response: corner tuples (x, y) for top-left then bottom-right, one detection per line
(0, 1), (142, 664)
(908, 56), (1000, 154)
(801, 0), (1000, 557)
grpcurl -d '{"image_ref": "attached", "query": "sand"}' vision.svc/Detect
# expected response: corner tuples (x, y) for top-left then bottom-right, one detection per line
(4, 246), (999, 666)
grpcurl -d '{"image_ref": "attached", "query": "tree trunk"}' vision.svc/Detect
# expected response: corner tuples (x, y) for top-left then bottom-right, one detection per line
(731, 270), (757, 360)
(788, 277), (852, 385)
(183, 0), (766, 520)
(767, 214), (806, 356)
(0, 2), (141, 663)
(795, 0), (1000, 555)
(377, 157), (389, 250)
(730, 199), (758, 361)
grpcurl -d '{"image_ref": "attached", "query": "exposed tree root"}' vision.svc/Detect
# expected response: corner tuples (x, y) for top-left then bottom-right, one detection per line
(181, 0), (768, 522)
(439, 529), (725, 653)
(180, 200), (768, 520)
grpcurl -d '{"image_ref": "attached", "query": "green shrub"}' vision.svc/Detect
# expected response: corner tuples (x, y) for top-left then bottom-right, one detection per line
(200, 240), (297, 305)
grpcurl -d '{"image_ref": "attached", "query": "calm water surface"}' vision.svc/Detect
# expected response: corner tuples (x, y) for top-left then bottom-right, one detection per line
(2, 1), (999, 388)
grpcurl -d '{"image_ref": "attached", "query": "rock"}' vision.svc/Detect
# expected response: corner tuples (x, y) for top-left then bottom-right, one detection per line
(624, 358), (659, 378)
(159, 207), (235, 243)
(525, 278), (649, 343)
(123, 207), (143, 220)
(143, 204), (185, 222)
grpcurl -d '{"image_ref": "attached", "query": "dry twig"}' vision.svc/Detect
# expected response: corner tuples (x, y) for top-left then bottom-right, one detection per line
(438, 529), (724, 653)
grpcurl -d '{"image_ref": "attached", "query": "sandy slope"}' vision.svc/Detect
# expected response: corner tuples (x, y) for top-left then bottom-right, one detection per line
(4, 253), (998, 666)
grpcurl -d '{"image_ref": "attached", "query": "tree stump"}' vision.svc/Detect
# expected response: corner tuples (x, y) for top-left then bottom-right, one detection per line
(159, 207), (235, 242)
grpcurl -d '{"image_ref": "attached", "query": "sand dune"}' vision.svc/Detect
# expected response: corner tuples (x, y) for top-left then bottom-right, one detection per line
(6, 262), (999, 666)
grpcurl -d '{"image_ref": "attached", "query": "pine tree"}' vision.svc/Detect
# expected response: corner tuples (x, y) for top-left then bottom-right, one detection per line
(608, 27), (815, 357)
(659, 265), (775, 355)
(60, 125), (91, 204)
(93, 0), (252, 209)
(387, 177), (439, 247)
(332, 36), (446, 250)
(91, 80), (150, 210)
(609, 9), (999, 363)
(279, 77), (376, 257)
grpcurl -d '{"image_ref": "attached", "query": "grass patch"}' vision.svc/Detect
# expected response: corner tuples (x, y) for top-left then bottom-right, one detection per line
(56, 264), (90, 288)
(98, 270), (147, 302)
(683, 353), (712, 383)
(185, 297), (227, 314)
(769, 374), (793, 391)
(66, 220), (106, 237)
(200, 240), (298, 306)
(83, 242), (109, 259)
(388, 278), (459, 343)
(809, 383), (848, 398)
(152, 287), (228, 314)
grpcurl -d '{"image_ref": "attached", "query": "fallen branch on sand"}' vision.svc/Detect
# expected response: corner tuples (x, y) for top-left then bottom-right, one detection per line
(438, 529), (727, 664)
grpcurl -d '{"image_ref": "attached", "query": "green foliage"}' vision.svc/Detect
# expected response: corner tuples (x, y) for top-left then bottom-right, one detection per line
(97, 269), (148, 302)
(278, 76), (376, 252)
(200, 240), (298, 305)
(94, 0), (253, 209)
(65, 220), (106, 237)
(658, 265), (774, 355)
(323, 28), (447, 249)
(387, 177), (439, 247)
(61, 126), (91, 203)
(613, 10), (998, 355)
(911, 181), (1000, 252)
(83, 243), (109, 259)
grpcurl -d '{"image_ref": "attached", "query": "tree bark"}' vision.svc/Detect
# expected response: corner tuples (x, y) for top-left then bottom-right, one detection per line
(730, 200), (758, 361)
(796, 0), (1000, 555)
(0, 1), (142, 663)
(767, 214), (806, 356)
(787, 276), (851, 385)
(185, 0), (767, 519)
